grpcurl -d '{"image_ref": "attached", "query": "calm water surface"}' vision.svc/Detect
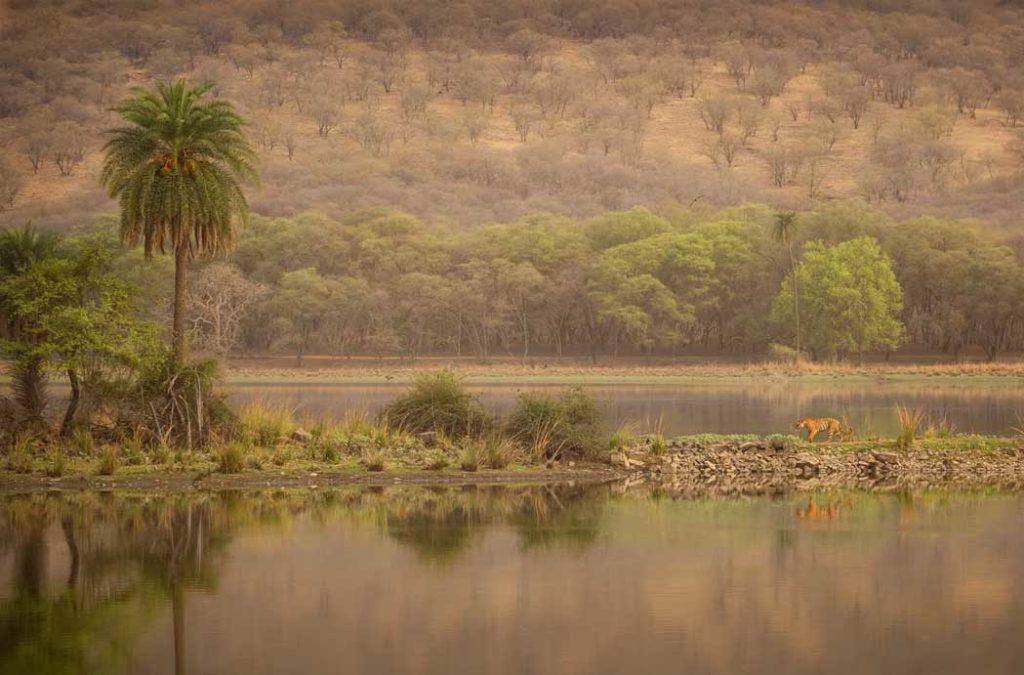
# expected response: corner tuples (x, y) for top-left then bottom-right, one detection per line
(2, 486), (1024, 674)
(230, 381), (1024, 436)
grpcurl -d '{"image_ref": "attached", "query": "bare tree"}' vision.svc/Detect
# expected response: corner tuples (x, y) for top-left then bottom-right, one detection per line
(995, 89), (1024, 128)
(699, 95), (732, 134)
(189, 263), (266, 356)
(702, 131), (743, 169)
(309, 93), (341, 136)
(0, 154), (23, 211)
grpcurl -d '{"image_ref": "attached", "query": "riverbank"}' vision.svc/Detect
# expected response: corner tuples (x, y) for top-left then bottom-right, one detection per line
(4, 435), (1024, 494)
(612, 435), (1024, 495)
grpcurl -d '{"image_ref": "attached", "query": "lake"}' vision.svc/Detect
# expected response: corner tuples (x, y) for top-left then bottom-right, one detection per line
(229, 380), (1024, 437)
(2, 485), (1023, 674)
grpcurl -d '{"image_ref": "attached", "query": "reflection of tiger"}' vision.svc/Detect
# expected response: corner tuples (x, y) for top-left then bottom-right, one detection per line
(793, 417), (852, 442)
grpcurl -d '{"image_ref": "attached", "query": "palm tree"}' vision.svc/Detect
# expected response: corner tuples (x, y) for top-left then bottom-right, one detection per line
(0, 225), (59, 422)
(101, 80), (257, 360)
(773, 211), (801, 359)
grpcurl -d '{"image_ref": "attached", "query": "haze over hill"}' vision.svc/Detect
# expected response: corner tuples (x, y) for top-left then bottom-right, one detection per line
(1, 0), (1024, 231)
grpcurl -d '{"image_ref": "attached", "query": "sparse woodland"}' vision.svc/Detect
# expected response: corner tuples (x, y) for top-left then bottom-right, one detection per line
(2, 0), (1024, 361)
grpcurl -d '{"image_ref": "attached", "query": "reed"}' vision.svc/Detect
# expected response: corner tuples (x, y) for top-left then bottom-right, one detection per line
(96, 446), (120, 475)
(895, 404), (926, 450)
(238, 400), (296, 446)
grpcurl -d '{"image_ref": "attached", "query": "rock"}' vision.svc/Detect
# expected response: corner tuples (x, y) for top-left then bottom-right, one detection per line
(872, 451), (898, 464)
(290, 428), (313, 443)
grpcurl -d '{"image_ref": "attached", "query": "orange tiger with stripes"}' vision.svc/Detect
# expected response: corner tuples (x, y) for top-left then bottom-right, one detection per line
(793, 417), (853, 442)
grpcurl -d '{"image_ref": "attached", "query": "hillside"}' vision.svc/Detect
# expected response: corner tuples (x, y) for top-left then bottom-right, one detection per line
(1, 0), (1023, 231)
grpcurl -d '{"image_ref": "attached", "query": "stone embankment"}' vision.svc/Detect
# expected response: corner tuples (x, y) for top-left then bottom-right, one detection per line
(610, 438), (1024, 495)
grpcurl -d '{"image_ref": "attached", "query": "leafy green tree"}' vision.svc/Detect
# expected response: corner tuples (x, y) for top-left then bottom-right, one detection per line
(265, 268), (348, 365)
(101, 79), (257, 360)
(0, 244), (153, 435)
(0, 226), (60, 423)
(772, 237), (904, 361)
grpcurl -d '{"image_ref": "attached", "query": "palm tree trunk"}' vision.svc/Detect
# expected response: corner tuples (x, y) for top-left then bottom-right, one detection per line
(789, 243), (801, 359)
(60, 368), (80, 437)
(173, 244), (189, 361)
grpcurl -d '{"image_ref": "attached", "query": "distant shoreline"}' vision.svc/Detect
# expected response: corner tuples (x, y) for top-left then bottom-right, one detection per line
(221, 360), (1024, 385)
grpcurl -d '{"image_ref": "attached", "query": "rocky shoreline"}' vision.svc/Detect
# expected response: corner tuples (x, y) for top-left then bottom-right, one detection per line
(610, 438), (1024, 496)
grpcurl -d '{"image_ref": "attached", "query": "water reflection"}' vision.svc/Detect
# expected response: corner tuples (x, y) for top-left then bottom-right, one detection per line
(2, 486), (1024, 674)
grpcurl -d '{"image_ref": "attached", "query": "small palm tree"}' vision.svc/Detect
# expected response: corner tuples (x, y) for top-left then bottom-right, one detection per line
(0, 225), (60, 422)
(773, 211), (801, 359)
(101, 79), (257, 359)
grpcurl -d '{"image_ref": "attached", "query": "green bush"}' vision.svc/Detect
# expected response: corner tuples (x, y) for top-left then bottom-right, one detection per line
(44, 449), (66, 477)
(8, 439), (34, 473)
(216, 443), (246, 473)
(458, 443), (479, 472)
(239, 401), (295, 446)
(96, 446), (119, 475)
(506, 387), (603, 460)
(381, 371), (488, 437)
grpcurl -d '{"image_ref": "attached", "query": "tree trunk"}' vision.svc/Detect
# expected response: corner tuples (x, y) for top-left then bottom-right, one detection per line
(789, 243), (801, 360)
(173, 244), (189, 361)
(60, 368), (80, 437)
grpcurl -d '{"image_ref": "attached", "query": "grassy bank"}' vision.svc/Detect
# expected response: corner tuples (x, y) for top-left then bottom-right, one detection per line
(5, 370), (1023, 491)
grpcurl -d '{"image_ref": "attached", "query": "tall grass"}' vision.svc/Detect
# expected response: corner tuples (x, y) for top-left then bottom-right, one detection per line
(895, 404), (925, 450)
(238, 401), (295, 446)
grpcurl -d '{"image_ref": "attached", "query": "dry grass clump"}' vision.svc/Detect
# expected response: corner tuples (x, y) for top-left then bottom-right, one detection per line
(895, 404), (926, 450)
(238, 401), (295, 446)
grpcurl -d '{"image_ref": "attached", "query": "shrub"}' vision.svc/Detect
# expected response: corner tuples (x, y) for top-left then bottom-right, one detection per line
(362, 448), (386, 471)
(767, 342), (802, 363)
(482, 437), (515, 469)
(506, 387), (602, 460)
(424, 451), (450, 471)
(8, 439), (34, 473)
(381, 371), (487, 437)
(458, 443), (479, 472)
(216, 443), (246, 473)
(44, 449), (66, 477)
(271, 446), (290, 466)
(96, 446), (119, 475)
(71, 427), (95, 456)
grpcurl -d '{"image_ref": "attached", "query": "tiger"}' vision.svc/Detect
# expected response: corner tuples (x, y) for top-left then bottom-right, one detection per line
(793, 417), (853, 442)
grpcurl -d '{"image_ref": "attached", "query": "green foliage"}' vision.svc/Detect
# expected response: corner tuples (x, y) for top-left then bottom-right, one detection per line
(119, 351), (225, 448)
(506, 387), (603, 460)
(381, 371), (487, 437)
(361, 448), (386, 472)
(481, 437), (515, 469)
(238, 401), (294, 446)
(772, 237), (904, 359)
(96, 446), (120, 475)
(71, 428), (95, 457)
(215, 443), (246, 473)
(101, 79), (257, 259)
(43, 448), (67, 477)
(7, 439), (34, 473)
(458, 443), (480, 472)
(102, 78), (257, 358)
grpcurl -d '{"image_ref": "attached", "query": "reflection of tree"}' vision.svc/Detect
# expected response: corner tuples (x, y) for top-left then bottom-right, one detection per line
(0, 485), (610, 671)
(363, 485), (610, 562)
(0, 493), (246, 675)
